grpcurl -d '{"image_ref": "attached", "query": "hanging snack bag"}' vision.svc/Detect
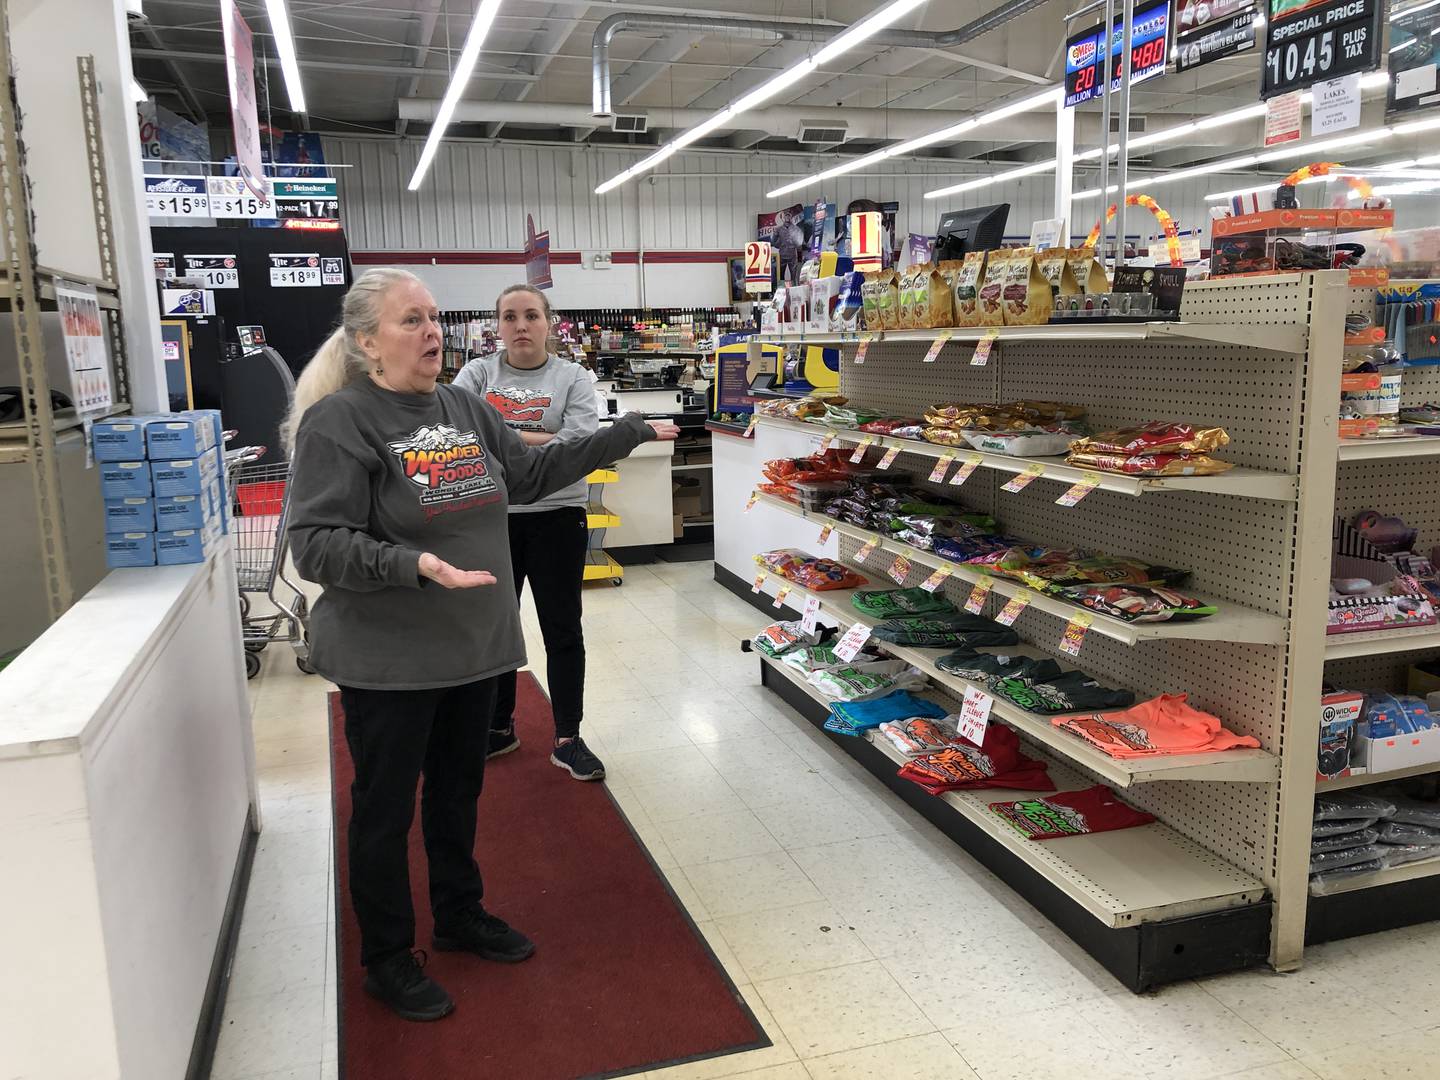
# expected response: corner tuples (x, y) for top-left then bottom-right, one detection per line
(953, 251), (988, 327)
(977, 250), (1010, 327)
(834, 271), (866, 332)
(924, 263), (954, 329)
(874, 269), (901, 330)
(897, 263), (925, 329)
(1036, 249), (1081, 303)
(1001, 247), (1053, 327)
(1067, 246), (1110, 294)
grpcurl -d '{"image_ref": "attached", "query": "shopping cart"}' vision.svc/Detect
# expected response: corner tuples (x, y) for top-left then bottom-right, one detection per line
(226, 446), (313, 679)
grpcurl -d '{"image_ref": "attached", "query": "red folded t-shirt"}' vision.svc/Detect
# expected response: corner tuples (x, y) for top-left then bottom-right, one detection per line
(989, 784), (1156, 840)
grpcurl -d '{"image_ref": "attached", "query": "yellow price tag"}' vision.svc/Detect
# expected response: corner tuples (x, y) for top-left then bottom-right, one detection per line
(855, 335), (872, 364)
(1059, 611), (1095, 656)
(877, 445), (901, 470)
(963, 577), (992, 613)
(818, 523), (834, 544)
(949, 453), (982, 487)
(995, 590), (1032, 627)
(819, 430), (838, 452)
(745, 490), (759, 512)
(751, 571), (766, 594)
(1056, 471), (1102, 507)
(923, 330), (952, 363)
(929, 454), (955, 484)
(920, 564), (953, 593)
(1001, 462), (1046, 494)
(773, 584), (792, 609)
(855, 540), (878, 565)
(849, 435), (874, 465)
(744, 414), (759, 438)
(971, 329), (1000, 366)
(888, 553), (912, 585)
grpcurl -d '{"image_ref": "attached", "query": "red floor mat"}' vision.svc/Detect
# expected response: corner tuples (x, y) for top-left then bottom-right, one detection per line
(329, 675), (766, 1080)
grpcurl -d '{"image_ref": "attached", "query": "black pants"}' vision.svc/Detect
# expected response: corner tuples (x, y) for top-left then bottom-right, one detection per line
(493, 505), (588, 741)
(340, 678), (495, 967)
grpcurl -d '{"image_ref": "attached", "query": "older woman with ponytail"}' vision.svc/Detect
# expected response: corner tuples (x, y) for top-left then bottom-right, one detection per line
(285, 268), (677, 1023)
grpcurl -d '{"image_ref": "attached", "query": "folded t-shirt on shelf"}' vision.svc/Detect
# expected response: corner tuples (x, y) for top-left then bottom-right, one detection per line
(810, 661), (926, 704)
(751, 621), (823, 659)
(992, 669), (1136, 716)
(851, 587), (956, 619)
(897, 723), (1053, 793)
(1051, 693), (1260, 758)
(824, 690), (947, 736)
(989, 784), (1157, 840)
(871, 611), (1019, 648)
(877, 716), (960, 757)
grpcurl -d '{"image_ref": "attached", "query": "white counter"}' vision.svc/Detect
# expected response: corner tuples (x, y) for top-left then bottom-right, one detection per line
(0, 551), (256, 1080)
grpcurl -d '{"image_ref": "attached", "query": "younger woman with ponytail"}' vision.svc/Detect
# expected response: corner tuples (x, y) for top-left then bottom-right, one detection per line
(284, 268), (677, 1023)
(453, 284), (606, 781)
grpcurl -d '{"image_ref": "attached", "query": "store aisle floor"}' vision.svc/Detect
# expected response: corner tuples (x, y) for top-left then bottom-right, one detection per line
(222, 561), (1440, 1080)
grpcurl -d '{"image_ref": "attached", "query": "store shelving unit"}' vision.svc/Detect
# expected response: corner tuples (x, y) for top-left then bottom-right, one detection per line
(1337, 437), (1440, 462)
(728, 271), (1352, 986)
(753, 492), (1287, 647)
(757, 415), (1298, 501)
(0, 38), (132, 623)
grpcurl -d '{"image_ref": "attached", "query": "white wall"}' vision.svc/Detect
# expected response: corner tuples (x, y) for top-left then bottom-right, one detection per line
(325, 134), (1254, 278)
(390, 258), (732, 310)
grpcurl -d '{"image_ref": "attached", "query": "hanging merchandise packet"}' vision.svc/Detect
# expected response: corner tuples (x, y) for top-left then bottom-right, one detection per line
(898, 723), (1052, 793)
(1313, 791), (1396, 822)
(989, 785), (1156, 841)
(825, 689), (948, 736)
(1051, 693), (1260, 758)
(877, 716), (960, 757)
(851, 587), (956, 619)
(871, 612), (1020, 648)
(751, 621), (822, 659)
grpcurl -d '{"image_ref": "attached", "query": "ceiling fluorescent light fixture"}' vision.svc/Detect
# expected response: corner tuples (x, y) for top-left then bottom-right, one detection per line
(925, 158), (1057, 200)
(767, 85), (1060, 198)
(265, 0), (306, 113)
(599, 0), (932, 196)
(1393, 115), (1440, 136)
(408, 0), (504, 191)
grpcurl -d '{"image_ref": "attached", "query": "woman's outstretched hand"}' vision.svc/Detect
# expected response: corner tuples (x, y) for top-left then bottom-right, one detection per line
(418, 552), (499, 589)
(646, 420), (682, 440)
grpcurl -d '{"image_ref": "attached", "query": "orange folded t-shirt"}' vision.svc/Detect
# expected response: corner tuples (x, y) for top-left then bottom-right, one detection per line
(1051, 693), (1260, 759)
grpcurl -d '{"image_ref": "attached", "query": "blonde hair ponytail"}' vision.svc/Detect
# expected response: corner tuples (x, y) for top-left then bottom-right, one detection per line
(281, 267), (426, 452)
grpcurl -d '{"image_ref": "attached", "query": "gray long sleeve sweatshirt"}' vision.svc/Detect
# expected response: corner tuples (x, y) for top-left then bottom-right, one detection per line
(451, 351), (599, 513)
(287, 377), (653, 690)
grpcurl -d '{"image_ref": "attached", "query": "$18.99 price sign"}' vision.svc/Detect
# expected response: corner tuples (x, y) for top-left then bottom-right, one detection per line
(1261, 0), (1381, 99)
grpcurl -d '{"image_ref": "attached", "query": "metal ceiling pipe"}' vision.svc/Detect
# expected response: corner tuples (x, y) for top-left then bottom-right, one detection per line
(592, 0), (1056, 117)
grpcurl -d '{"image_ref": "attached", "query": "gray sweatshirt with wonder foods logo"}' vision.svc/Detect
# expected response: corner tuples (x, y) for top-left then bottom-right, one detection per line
(452, 352), (599, 513)
(288, 378), (652, 690)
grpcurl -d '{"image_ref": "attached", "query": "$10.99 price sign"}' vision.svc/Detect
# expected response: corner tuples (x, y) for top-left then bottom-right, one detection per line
(1261, 0), (1381, 99)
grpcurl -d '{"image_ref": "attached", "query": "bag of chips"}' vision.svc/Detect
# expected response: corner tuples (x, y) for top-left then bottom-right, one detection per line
(1058, 584), (1216, 622)
(953, 251), (989, 327)
(977, 251), (1009, 327)
(1067, 450), (1234, 476)
(756, 549), (868, 591)
(1000, 247), (1053, 327)
(1071, 422), (1231, 457)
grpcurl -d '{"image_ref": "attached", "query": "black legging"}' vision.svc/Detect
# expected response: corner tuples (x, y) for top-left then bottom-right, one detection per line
(492, 505), (588, 740)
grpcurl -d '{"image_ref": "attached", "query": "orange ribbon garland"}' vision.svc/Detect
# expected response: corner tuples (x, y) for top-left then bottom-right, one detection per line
(1085, 194), (1183, 267)
(1281, 161), (1373, 200)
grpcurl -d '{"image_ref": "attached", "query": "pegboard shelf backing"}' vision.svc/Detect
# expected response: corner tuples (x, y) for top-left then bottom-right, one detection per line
(763, 270), (1353, 968)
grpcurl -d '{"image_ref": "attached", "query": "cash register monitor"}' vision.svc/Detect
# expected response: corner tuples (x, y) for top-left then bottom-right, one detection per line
(933, 203), (1009, 261)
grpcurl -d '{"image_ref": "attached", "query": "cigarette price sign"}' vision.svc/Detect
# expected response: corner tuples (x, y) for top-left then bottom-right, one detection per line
(1064, 0), (1172, 108)
(1261, 0), (1381, 99)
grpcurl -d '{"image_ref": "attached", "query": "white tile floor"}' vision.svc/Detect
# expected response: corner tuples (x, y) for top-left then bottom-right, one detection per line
(219, 560), (1440, 1080)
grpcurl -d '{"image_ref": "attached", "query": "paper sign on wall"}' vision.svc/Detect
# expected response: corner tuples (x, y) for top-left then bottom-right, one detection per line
(55, 281), (113, 417)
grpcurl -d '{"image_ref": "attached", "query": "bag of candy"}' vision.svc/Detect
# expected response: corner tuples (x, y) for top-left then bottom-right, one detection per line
(1066, 450), (1235, 476)
(1058, 584), (1216, 622)
(1070, 422), (1231, 457)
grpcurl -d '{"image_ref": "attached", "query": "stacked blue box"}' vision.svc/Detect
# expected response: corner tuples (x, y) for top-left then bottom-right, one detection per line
(92, 415), (227, 569)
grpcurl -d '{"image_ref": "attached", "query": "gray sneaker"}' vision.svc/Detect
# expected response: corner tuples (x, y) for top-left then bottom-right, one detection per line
(551, 736), (605, 780)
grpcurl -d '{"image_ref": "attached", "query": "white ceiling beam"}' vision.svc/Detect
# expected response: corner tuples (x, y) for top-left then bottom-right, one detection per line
(395, 0), (445, 136)
(485, 6), (586, 138)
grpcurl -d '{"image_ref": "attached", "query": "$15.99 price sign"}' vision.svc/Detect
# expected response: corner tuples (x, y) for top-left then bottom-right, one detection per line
(1261, 0), (1381, 99)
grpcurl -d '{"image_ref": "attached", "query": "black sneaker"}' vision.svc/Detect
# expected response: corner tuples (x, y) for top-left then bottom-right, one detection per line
(551, 736), (605, 780)
(487, 726), (519, 759)
(363, 949), (454, 1022)
(433, 906), (536, 963)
